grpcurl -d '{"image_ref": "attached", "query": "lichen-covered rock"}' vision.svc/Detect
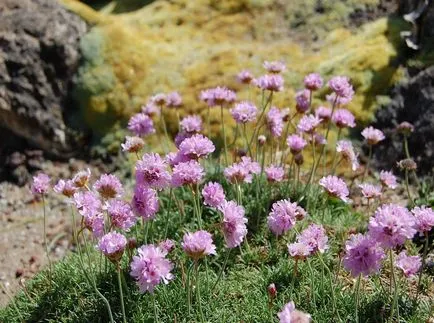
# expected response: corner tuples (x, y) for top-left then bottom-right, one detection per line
(0, 0), (87, 157)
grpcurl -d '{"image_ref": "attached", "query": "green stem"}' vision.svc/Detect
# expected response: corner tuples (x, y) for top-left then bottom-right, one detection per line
(249, 91), (273, 149)
(164, 188), (173, 238)
(330, 128), (342, 175)
(195, 262), (205, 323)
(220, 105), (229, 165)
(362, 145), (372, 181)
(41, 195), (52, 283)
(153, 294), (159, 323)
(212, 249), (231, 290)
(117, 265), (127, 323)
(319, 254), (339, 320)
(160, 107), (170, 154)
(415, 231), (429, 302)
(354, 274), (362, 323)
(242, 123), (252, 157)
(186, 263), (193, 317)
(389, 250), (399, 321)
(207, 106), (211, 138)
(404, 170), (413, 207)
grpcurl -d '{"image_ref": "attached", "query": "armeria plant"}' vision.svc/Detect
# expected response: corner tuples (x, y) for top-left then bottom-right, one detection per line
(29, 60), (433, 323)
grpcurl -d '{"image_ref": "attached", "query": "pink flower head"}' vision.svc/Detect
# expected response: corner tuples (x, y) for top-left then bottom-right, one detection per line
(304, 73), (323, 91)
(332, 109), (356, 128)
(297, 114), (322, 134)
(315, 106), (332, 122)
(166, 91), (183, 108)
(267, 199), (303, 236)
(326, 92), (353, 106)
(328, 76), (353, 97)
(142, 102), (161, 117)
(230, 101), (258, 124)
(240, 156), (260, 174)
(265, 165), (285, 183)
(200, 87), (236, 107)
(343, 234), (385, 277)
(224, 163), (251, 184)
(368, 204), (416, 249)
(278, 301), (312, 323)
(84, 213), (105, 238)
(309, 132), (327, 146)
(359, 183), (382, 199)
(174, 131), (193, 148)
(171, 160), (204, 187)
(295, 89), (311, 114)
(202, 182), (226, 208)
(128, 113), (155, 137)
(130, 244), (174, 293)
(379, 170), (397, 189)
(72, 168), (91, 188)
(135, 153), (171, 190)
(98, 231), (127, 262)
(263, 60), (286, 74)
(106, 199), (137, 231)
(287, 134), (307, 154)
(31, 173), (50, 195)
(319, 176), (349, 202)
(53, 179), (77, 198)
(237, 70), (254, 84)
(361, 126), (385, 145)
(412, 206), (434, 234)
(253, 74), (284, 92)
(180, 115), (202, 133)
(158, 239), (176, 255)
(150, 93), (167, 106)
(73, 191), (102, 218)
(165, 151), (190, 167)
(182, 230), (216, 260)
(336, 140), (359, 171)
(395, 251), (421, 277)
(298, 224), (329, 254)
(266, 107), (284, 137)
(93, 174), (123, 199)
(132, 185), (159, 221)
(179, 134), (215, 159)
(220, 200), (248, 248)
(122, 136), (145, 153)
(287, 242), (312, 260)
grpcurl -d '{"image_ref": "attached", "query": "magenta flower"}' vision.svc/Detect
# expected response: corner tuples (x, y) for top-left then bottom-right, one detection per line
(358, 183), (382, 199)
(240, 156), (261, 174)
(379, 170), (397, 189)
(171, 160), (204, 187)
(84, 213), (105, 238)
(253, 74), (284, 92)
(179, 134), (215, 159)
(94, 174), (123, 199)
(165, 151), (190, 167)
(412, 206), (434, 234)
(158, 239), (176, 255)
(135, 153), (171, 190)
(180, 115), (202, 133)
(266, 107), (284, 137)
(267, 199), (303, 236)
(73, 191), (102, 218)
(130, 244), (174, 293)
(182, 230), (216, 260)
(263, 60), (286, 73)
(319, 175), (349, 202)
(287, 134), (307, 154)
(343, 234), (385, 277)
(298, 224), (329, 254)
(128, 113), (155, 137)
(200, 87), (236, 107)
(295, 89), (310, 114)
(31, 173), (51, 195)
(395, 251), (421, 277)
(174, 131), (193, 148)
(278, 301), (312, 323)
(54, 179), (77, 198)
(368, 204), (416, 248)
(98, 231), (127, 262)
(72, 168), (91, 188)
(106, 199), (137, 231)
(336, 140), (359, 171)
(237, 70), (254, 84)
(202, 182), (226, 208)
(332, 109), (356, 128)
(315, 106), (332, 122)
(166, 91), (183, 108)
(265, 165), (285, 183)
(304, 73), (323, 91)
(288, 242), (312, 260)
(361, 126), (385, 145)
(132, 185), (159, 221)
(297, 114), (322, 134)
(224, 163), (251, 184)
(121, 136), (145, 153)
(220, 201), (248, 248)
(328, 76), (353, 97)
(230, 101), (258, 124)
(150, 93), (167, 106)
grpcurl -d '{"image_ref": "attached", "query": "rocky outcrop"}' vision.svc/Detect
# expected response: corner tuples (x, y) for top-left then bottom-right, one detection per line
(0, 0), (87, 157)
(373, 66), (434, 175)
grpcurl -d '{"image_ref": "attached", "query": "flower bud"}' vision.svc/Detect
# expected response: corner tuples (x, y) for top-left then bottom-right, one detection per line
(294, 153), (304, 166)
(258, 135), (267, 146)
(267, 283), (277, 300)
(397, 158), (417, 171)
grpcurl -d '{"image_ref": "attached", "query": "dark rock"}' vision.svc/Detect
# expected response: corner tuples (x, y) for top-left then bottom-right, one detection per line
(372, 66), (434, 175)
(0, 0), (87, 157)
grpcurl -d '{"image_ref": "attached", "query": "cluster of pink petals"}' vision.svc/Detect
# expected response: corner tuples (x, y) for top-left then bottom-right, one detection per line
(263, 61), (286, 73)
(295, 89), (310, 113)
(165, 151), (190, 167)
(310, 133), (327, 146)
(358, 183), (382, 199)
(171, 160), (204, 187)
(142, 102), (160, 117)
(287, 134), (307, 154)
(304, 73), (323, 91)
(412, 206), (434, 234)
(220, 201), (248, 248)
(237, 70), (254, 84)
(74, 191), (102, 218)
(326, 92), (353, 106)
(182, 230), (216, 260)
(180, 115), (202, 133)
(379, 170), (398, 189)
(106, 199), (137, 231)
(368, 204), (416, 248)
(135, 153), (171, 190)
(328, 76), (354, 103)
(267, 199), (305, 236)
(336, 140), (359, 171)
(298, 224), (329, 254)
(72, 168), (91, 188)
(98, 232), (127, 262)
(166, 91), (183, 108)
(54, 179), (77, 198)
(130, 244), (174, 293)
(297, 114), (322, 134)
(31, 173), (51, 195)
(150, 93), (167, 106)
(131, 185), (159, 220)
(94, 174), (123, 199)
(395, 251), (421, 277)
(332, 109), (356, 128)
(230, 101), (258, 124)
(278, 301), (311, 323)
(253, 74), (284, 92)
(362, 126), (385, 145)
(319, 175), (349, 202)
(315, 106), (332, 121)
(128, 113), (156, 137)
(174, 131), (193, 148)
(121, 136), (145, 153)
(343, 233), (385, 277)
(158, 239), (176, 255)
(200, 87), (236, 107)
(266, 107), (284, 137)
(202, 182), (226, 208)
(224, 157), (260, 184)
(179, 134), (215, 159)
(265, 165), (285, 183)
(287, 242), (312, 260)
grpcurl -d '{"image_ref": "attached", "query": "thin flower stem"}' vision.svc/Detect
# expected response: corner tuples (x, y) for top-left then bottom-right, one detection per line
(195, 262), (205, 323)
(249, 91), (273, 149)
(41, 195), (52, 283)
(330, 128), (342, 175)
(186, 263), (193, 317)
(207, 106), (211, 137)
(160, 108), (170, 154)
(362, 145), (372, 181)
(243, 123), (252, 157)
(212, 249), (231, 290)
(319, 254), (340, 320)
(153, 294), (159, 323)
(117, 265), (127, 323)
(164, 188), (173, 238)
(220, 105), (229, 165)
(389, 250), (399, 321)
(354, 274), (362, 323)
(404, 170), (414, 207)
(415, 231), (429, 302)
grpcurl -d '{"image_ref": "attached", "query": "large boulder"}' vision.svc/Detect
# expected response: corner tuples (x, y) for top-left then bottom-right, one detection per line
(0, 0), (87, 157)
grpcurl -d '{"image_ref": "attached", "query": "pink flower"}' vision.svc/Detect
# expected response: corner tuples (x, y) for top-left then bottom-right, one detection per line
(171, 160), (204, 187)
(220, 201), (248, 248)
(315, 106), (332, 122)
(278, 301), (312, 323)
(179, 134), (215, 159)
(304, 73), (323, 91)
(31, 173), (50, 195)
(343, 234), (385, 277)
(326, 92), (353, 106)
(328, 76), (354, 97)
(98, 232), (127, 262)
(295, 89), (311, 113)
(106, 199), (137, 231)
(263, 61), (286, 73)
(135, 153), (171, 190)
(412, 206), (434, 234)
(361, 126), (385, 145)
(53, 179), (77, 198)
(200, 87), (236, 107)
(336, 140), (359, 171)
(319, 175), (349, 202)
(174, 131), (193, 148)
(73, 191), (102, 218)
(128, 113), (155, 136)
(332, 109), (356, 128)
(132, 185), (159, 221)
(267, 199), (303, 236)
(180, 115), (202, 133)
(130, 244), (174, 293)
(224, 157), (260, 184)
(266, 107), (284, 137)
(142, 102), (160, 117)
(230, 101), (258, 124)
(368, 204), (416, 248)
(237, 70), (254, 84)
(298, 224), (329, 254)
(121, 136), (145, 153)
(358, 183), (382, 199)
(309, 132), (327, 146)
(287, 134), (307, 154)
(379, 170), (397, 189)
(166, 91), (182, 108)
(265, 165), (285, 183)
(72, 168), (91, 188)
(182, 230), (216, 260)
(150, 93), (167, 106)
(94, 174), (123, 199)
(287, 242), (312, 260)
(165, 151), (190, 167)
(395, 251), (421, 277)
(202, 182), (226, 208)
(84, 213), (105, 238)
(253, 74), (284, 92)
(297, 114), (322, 134)
(158, 239), (176, 255)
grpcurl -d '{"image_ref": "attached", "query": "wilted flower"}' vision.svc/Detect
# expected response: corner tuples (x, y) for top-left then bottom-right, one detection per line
(128, 113), (155, 137)
(220, 201), (248, 248)
(121, 136), (145, 153)
(397, 158), (417, 171)
(182, 230), (216, 260)
(287, 134), (307, 154)
(166, 91), (183, 108)
(412, 206), (434, 234)
(200, 87), (236, 107)
(179, 134), (215, 159)
(230, 101), (258, 124)
(358, 183), (382, 199)
(395, 251), (421, 277)
(294, 153), (304, 166)
(180, 115), (202, 133)
(295, 89), (310, 114)
(98, 232), (127, 262)
(298, 224), (329, 254)
(379, 170), (398, 189)
(72, 168), (91, 188)
(253, 74), (284, 92)
(237, 70), (254, 84)
(304, 73), (323, 91)
(150, 93), (167, 106)
(297, 114), (322, 134)
(94, 174), (123, 199)
(266, 107), (284, 137)
(319, 175), (349, 202)
(53, 179), (77, 198)
(171, 160), (204, 187)
(132, 185), (159, 221)
(263, 61), (286, 73)
(361, 126), (385, 145)
(268, 199), (303, 236)
(106, 199), (137, 231)
(265, 165), (285, 183)
(202, 182), (226, 208)
(135, 153), (171, 190)
(332, 109), (356, 128)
